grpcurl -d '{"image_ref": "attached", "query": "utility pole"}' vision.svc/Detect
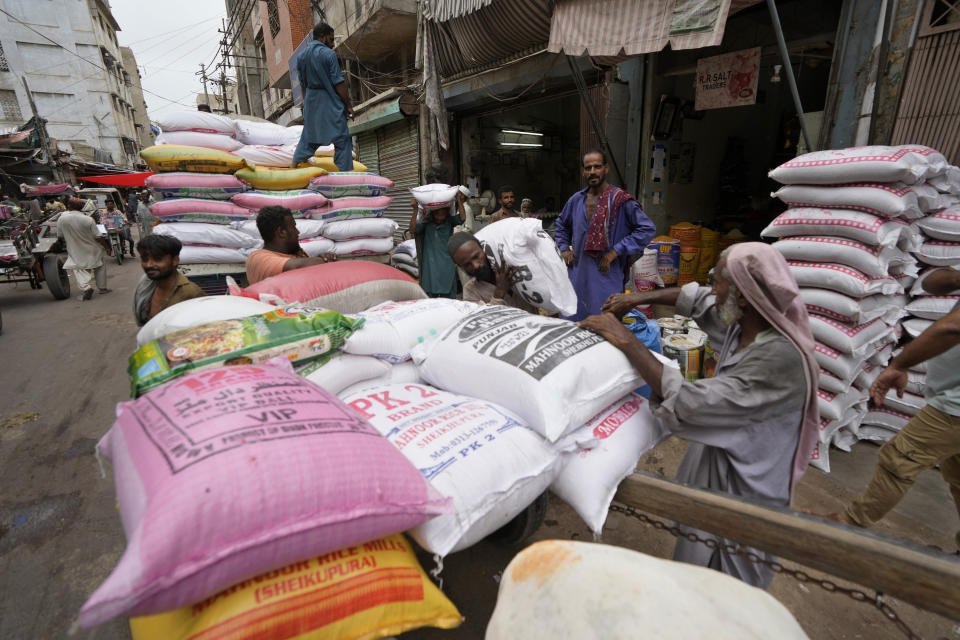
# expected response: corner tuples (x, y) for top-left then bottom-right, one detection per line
(197, 63), (211, 108)
(20, 75), (61, 182)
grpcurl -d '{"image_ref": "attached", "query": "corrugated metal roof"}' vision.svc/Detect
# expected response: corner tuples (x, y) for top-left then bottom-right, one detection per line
(427, 0), (553, 78)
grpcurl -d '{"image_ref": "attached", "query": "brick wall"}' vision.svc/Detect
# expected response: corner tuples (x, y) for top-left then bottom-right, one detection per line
(261, 0), (314, 90)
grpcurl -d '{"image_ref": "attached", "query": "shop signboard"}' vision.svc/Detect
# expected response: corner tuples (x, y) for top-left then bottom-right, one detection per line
(695, 47), (761, 110)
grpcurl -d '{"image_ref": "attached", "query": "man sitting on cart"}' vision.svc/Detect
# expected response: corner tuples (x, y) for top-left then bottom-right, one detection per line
(246, 206), (336, 284)
(133, 234), (204, 326)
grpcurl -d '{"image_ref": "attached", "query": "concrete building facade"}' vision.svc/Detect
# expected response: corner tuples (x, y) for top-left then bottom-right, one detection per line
(0, 0), (141, 168)
(119, 45), (153, 152)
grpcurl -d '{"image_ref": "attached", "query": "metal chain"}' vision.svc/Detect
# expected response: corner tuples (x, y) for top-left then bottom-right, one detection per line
(609, 503), (923, 640)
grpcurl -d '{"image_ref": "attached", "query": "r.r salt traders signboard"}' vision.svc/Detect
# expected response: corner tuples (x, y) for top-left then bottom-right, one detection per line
(695, 47), (761, 110)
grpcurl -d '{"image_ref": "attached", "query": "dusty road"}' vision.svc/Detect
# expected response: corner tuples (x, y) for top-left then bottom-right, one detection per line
(0, 252), (957, 639)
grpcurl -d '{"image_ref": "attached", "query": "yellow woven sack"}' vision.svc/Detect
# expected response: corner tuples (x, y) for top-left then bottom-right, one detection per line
(130, 534), (462, 640)
(140, 145), (249, 174)
(668, 222), (701, 248)
(235, 166), (328, 190)
(302, 156), (369, 172)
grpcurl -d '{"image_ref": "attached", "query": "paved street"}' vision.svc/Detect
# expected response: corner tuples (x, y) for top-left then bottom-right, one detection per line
(0, 253), (957, 639)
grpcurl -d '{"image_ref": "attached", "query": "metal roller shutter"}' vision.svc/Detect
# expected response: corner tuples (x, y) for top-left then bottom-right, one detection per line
(377, 118), (420, 241)
(355, 130), (379, 174)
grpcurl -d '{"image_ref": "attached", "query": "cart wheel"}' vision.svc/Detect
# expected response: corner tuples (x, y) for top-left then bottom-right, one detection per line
(486, 492), (549, 546)
(43, 253), (70, 300)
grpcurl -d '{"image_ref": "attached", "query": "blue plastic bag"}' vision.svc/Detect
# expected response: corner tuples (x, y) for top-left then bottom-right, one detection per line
(622, 309), (661, 398)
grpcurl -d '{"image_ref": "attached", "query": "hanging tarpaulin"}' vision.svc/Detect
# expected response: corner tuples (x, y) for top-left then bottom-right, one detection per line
(19, 183), (74, 195)
(547, 0), (764, 58)
(78, 172), (155, 187)
(669, 0), (723, 35)
(695, 47), (761, 110)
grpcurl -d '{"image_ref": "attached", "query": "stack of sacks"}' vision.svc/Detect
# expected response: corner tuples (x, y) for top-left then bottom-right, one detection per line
(229, 119), (304, 168)
(764, 145), (952, 469)
(303, 172), (397, 258)
(78, 356), (458, 635)
(141, 128), (256, 264)
(304, 145), (366, 173)
(153, 111), (240, 151)
(392, 238), (418, 278)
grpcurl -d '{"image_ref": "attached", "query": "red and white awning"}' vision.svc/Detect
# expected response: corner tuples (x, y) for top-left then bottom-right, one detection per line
(548, 0), (764, 57)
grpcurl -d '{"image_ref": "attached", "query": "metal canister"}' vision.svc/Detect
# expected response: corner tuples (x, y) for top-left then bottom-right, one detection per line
(663, 330), (707, 381)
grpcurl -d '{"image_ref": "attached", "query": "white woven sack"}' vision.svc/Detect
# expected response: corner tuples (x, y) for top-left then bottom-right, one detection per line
(297, 352), (391, 395)
(814, 342), (868, 380)
(862, 407), (912, 432)
(818, 386), (868, 422)
(155, 131), (243, 152)
(774, 236), (914, 278)
(411, 183), (460, 210)
(152, 222), (261, 249)
(799, 288), (904, 325)
(343, 298), (480, 363)
(333, 237), (394, 256)
(867, 339), (896, 367)
(486, 541), (809, 640)
(336, 361), (423, 398)
(882, 389), (925, 417)
(914, 183), (948, 212)
(761, 208), (914, 247)
(341, 383), (559, 556)
(550, 395), (666, 533)
(770, 185), (923, 219)
(136, 295), (275, 346)
(906, 370), (927, 395)
(818, 368), (852, 395)
(323, 217), (398, 240)
(475, 217), (577, 316)
(914, 207), (960, 242)
(231, 144), (297, 167)
(915, 240), (960, 266)
(855, 363), (882, 390)
(818, 405), (864, 444)
(394, 238), (417, 257)
(155, 110), (237, 136)
(788, 261), (903, 298)
(412, 305), (673, 443)
(300, 236), (335, 256)
(808, 315), (894, 356)
(233, 119), (289, 145)
(768, 145), (947, 185)
(177, 245), (247, 264)
(395, 262), (419, 278)
(928, 166), (960, 194)
(903, 316), (934, 338)
(808, 439), (831, 472)
(391, 252), (416, 267)
(905, 295), (959, 320)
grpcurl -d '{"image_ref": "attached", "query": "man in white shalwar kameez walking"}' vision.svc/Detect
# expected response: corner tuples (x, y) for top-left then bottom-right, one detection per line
(58, 198), (112, 300)
(582, 242), (820, 588)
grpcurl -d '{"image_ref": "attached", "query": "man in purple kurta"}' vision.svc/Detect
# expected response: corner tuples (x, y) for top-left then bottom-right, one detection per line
(555, 149), (656, 321)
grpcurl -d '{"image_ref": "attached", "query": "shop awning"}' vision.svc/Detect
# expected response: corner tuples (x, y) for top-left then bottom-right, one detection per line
(547, 0), (765, 58)
(426, 0), (552, 79)
(78, 172), (154, 187)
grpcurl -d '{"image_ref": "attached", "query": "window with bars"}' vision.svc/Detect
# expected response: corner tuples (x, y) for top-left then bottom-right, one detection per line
(0, 90), (22, 120)
(921, 0), (960, 35)
(0, 42), (8, 72)
(266, 0), (281, 39)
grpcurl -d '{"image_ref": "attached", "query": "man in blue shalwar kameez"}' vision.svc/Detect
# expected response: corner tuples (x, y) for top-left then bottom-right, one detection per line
(292, 23), (354, 171)
(555, 149), (656, 321)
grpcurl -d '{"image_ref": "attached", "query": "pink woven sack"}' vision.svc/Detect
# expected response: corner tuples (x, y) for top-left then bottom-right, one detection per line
(78, 359), (450, 628)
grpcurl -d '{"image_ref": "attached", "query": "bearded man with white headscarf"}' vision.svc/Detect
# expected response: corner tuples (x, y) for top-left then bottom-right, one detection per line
(581, 242), (819, 588)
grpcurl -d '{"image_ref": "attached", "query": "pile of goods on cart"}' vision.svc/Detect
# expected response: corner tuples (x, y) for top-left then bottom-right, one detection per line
(76, 235), (682, 638)
(140, 110), (398, 272)
(761, 144), (959, 472)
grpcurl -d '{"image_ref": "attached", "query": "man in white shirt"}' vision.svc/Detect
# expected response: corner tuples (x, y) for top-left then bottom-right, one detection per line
(58, 198), (112, 300)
